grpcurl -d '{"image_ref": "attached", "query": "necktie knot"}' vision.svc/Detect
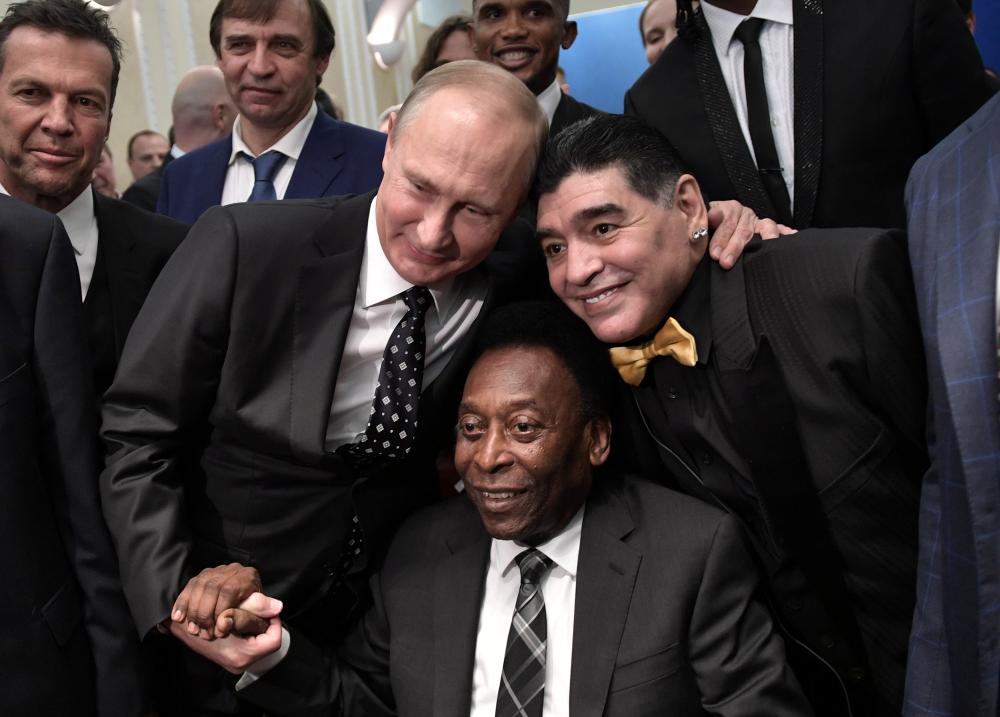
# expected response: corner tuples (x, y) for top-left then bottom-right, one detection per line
(244, 150), (287, 202)
(609, 317), (698, 386)
(515, 548), (553, 588)
(733, 17), (765, 47)
(403, 286), (432, 316)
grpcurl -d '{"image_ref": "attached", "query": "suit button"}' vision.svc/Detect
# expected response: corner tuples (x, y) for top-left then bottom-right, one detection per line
(786, 597), (803, 611)
(667, 386), (679, 399)
(848, 667), (865, 682)
(701, 453), (713, 466)
(820, 634), (835, 649)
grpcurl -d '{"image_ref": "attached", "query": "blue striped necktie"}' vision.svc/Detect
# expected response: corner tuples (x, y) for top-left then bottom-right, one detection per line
(245, 150), (287, 202)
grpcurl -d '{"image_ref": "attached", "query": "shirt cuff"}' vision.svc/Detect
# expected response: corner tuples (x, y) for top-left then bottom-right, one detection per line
(235, 626), (291, 692)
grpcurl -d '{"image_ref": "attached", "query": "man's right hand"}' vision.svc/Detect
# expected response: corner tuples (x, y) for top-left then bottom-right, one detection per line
(172, 563), (264, 638)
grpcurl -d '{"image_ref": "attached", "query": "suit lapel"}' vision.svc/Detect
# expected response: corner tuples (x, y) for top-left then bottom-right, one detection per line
(288, 193), (370, 461)
(434, 512), (490, 717)
(792, 0), (823, 228)
(93, 192), (144, 357)
(569, 483), (641, 717)
(692, 10), (775, 218)
(285, 111), (346, 200)
(199, 138), (231, 215)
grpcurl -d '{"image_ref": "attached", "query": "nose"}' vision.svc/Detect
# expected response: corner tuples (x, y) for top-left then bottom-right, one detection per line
(474, 424), (513, 474)
(40, 97), (73, 136)
(564, 242), (604, 287)
(414, 201), (454, 255)
(499, 10), (528, 39)
(247, 42), (275, 77)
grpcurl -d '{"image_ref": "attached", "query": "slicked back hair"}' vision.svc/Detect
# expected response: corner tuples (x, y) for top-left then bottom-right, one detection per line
(472, 300), (616, 423)
(391, 60), (548, 187)
(209, 0), (335, 59)
(534, 114), (686, 207)
(0, 0), (122, 107)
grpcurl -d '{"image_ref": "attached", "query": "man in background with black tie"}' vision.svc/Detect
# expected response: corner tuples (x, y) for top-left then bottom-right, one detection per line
(100, 61), (547, 716)
(625, 0), (993, 230)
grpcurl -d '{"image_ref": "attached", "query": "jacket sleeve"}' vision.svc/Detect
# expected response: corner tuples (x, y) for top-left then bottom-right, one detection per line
(688, 516), (814, 716)
(100, 206), (240, 638)
(35, 217), (149, 715)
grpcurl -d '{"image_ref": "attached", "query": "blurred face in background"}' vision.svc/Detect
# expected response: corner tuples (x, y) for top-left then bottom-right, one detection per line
(642, 0), (678, 65)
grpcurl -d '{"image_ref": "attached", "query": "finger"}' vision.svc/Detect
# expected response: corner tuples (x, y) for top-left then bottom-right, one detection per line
(706, 205), (734, 260)
(172, 583), (193, 623)
(238, 591), (283, 619)
(776, 223), (797, 236)
(189, 569), (228, 632)
(216, 608), (269, 637)
(754, 218), (781, 240)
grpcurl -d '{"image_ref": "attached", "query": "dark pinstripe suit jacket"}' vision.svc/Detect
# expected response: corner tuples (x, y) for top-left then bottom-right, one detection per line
(904, 93), (1000, 717)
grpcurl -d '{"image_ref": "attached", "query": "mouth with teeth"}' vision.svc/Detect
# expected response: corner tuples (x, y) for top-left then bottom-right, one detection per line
(584, 287), (619, 305)
(494, 47), (536, 71)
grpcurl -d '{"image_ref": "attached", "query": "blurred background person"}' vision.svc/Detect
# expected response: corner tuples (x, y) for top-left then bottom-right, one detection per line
(126, 129), (169, 182)
(122, 65), (235, 211)
(92, 143), (119, 199)
(640, 0), (684, 64)
(411, 14), (476, 84)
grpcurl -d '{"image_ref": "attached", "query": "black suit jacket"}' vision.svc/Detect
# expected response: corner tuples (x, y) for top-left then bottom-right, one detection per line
(242, 474), (813, 717)
(0, 195), (145, 715)
(624, 228), (927, 716)
(550, 92), (601, 137)
(86, 191), (187, 393)
(100, 192), (498, 710)
(624, 0), (993, 229)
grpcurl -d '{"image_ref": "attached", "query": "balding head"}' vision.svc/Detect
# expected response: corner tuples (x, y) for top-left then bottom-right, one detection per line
(171, 65), (235, 153)
(375, 60), (546, 286)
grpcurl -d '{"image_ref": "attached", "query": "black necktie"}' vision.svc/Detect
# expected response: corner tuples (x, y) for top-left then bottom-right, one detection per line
(733, 18), (793, 226)
(245, 150), (287, 202)
(339, 286), (433, 468)
(496, 549), (553, 717)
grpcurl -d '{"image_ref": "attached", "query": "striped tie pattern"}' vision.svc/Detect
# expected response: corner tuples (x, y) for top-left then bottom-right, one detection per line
(496, 549), (553, 717)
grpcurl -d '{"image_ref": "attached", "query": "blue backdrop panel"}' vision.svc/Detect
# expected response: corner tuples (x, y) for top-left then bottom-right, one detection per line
(561, 3), (648, 114)
(975, 0), (1000, 70)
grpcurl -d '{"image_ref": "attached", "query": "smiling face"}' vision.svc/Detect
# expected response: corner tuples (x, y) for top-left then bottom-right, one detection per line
(472, 0), (577, 96)
(456, 345), (610, 545)
(0, 26), (113, 213)
(217, 0), (328, 140)
(375, 87), (534, 286)
(537, 166), (708, 344)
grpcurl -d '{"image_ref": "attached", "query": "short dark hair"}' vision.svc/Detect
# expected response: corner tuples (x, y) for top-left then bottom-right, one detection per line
(472, 0), (571, 23)
(209, 0), (335, 59)
(126, 129), (164, 160)
(472, 301), (617, 422)
(411, 14), (472, 85)
(0, 0), (122, 107)
(534, 114), (686, 206)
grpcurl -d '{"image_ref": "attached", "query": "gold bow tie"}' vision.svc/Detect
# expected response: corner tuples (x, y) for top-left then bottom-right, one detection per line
(609, 317), (698, 386)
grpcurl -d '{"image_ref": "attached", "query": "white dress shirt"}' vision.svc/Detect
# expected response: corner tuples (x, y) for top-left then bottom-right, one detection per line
(701, 0), (795, 206)
(221, 101), (318, 206)
(470, 509), (584, 717)
(536, 79), (562, 128)
(0, 182), (97, 300)
(324, 195), (487, 449)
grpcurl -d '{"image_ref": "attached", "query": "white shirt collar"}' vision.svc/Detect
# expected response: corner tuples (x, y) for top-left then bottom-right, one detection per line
(493, 507), (585, 579)
(0, 180), (95, 256)
(536, 79), (562, 128)
(362, 195), (455, 318)
(170, 144), (185, 159)
(228, 100), (318, 165)
(701, 0), (794, 59)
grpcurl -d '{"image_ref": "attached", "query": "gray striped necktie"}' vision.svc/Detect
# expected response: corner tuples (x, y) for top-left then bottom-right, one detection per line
(496, 549), (553, 717)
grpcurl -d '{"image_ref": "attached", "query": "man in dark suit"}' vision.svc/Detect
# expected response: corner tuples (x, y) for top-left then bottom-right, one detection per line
(535, 114), (928, 716)
(625, 0), (994, 230)
(0, 0), (186, 395)
(470, 0), (599, 137)
(122, 65), (235, 213)
(164, 302), (814, 717)
(100, 61), (549, 716)
(903, 94), (1000, 717)
(0, 195), (146, 715)
(158, 0), (385, 225)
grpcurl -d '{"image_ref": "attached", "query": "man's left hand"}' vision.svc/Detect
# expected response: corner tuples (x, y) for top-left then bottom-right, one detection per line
(707, 200), (796, 269)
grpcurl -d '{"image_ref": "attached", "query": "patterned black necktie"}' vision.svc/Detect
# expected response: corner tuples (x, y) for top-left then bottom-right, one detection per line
(733, 18), (793, 226)
(339, 286), (433, 468)
(496, 549), (554, 717)
(245, 150), (287, 202)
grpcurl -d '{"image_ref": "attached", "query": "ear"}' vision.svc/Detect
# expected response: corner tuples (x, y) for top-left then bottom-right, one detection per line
(672, 173), (708, 241)
(315, 53), (331, 81)
(561, 20), (578, 50)
(381, 113), (397, 173)
(586, 416), (612, 467)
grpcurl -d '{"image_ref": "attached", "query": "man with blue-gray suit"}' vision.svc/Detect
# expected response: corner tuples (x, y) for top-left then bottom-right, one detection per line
(158, 0), (385, 225)
(904, 92), (1000, 717)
